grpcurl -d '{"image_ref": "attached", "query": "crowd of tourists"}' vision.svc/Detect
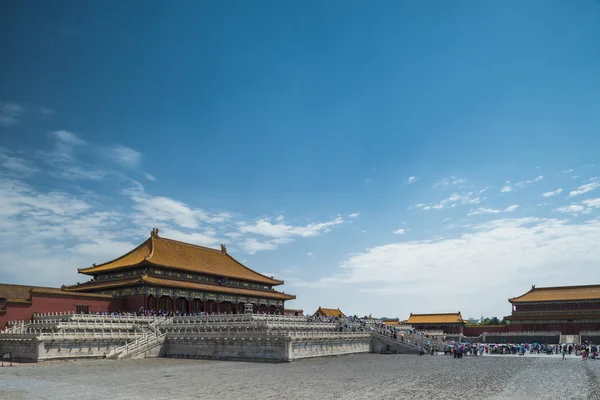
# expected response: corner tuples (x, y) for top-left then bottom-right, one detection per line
(440, 342), (600, 360)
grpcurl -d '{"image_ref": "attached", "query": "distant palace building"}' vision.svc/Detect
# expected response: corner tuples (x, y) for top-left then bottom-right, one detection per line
(314, 307), (346, 318)
(505, 284), (600, 334)
(0, 229), (295, 329)
(405, 312), (465, 334)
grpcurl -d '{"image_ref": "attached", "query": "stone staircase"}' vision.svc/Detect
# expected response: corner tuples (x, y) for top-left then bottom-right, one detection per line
(371, 332), (421, 354)
(105, 316), (172, 359)
(560, 334), (580, 344)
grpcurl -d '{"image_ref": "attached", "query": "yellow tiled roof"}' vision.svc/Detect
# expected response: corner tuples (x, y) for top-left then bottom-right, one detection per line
(509, 285), (600, 303)
(0, 283), (51, 301)
(315, 307), (346, 317)
(66, 275), (296, 301)
(406, 312), (464, 324)
(78, 231), (283, 285)
(6, 298), (32, 304)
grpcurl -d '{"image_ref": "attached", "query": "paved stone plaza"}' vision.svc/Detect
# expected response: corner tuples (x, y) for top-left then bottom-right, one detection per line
(1, 354), (600, 400)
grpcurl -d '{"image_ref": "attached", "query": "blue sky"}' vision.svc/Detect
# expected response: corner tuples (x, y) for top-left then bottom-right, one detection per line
(1, 1), (600, 319)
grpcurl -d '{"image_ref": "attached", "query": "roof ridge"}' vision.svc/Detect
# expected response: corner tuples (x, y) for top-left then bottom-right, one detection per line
(79, 238), (151, 272)
(154, 235), (283, 285)
(410, 312), (461, 316)
(154, 235), (223, 253)
(224, 252), (283, 285)
(533, 284), (600, 290)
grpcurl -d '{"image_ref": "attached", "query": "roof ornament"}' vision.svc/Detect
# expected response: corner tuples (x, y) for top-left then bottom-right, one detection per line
(151, 228), (159, 237)
(532, 284), (536, 289)
(220, 244), (227, 254)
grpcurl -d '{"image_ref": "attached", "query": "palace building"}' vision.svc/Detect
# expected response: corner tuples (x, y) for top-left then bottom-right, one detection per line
(314, 307), (346, 318)
(505, 284), (600, 335)
(405, 312), (465, 334)
(0, 229), (295, 329)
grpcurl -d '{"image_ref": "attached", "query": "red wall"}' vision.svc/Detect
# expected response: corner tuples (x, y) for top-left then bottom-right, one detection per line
(0, 303), (33, 331)
(126, 295), (146, 311)
(0, 293), (125, 330)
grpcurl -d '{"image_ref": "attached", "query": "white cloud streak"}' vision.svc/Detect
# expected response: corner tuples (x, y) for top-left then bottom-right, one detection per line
(313, 217), (600, 316)
(111, 145), (142, 168)
(515, 175), (543, 188)
(569, 181), (600, 198)
(468, 207), (501, 216)
(543, 188), (563, 197)
(0, 102), (25, 125)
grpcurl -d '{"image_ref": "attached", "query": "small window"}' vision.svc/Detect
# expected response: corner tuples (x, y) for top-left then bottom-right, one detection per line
(75, 305), (90, 314)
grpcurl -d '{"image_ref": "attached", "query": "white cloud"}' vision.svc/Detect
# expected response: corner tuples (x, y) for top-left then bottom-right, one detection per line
(123, 184), (230, 229)
(0, 149), (37, 176)
(313, 217), (600, 316)
(582, 198), (600, 209)
(240, 238), (277, 254)
(569, 181), (600, 197)
(144, 173), (156, 181)
(159, 227), (220, 247)
(479, 187), (489, 194)
(111, 145), (142, 168)
(555, 205), (586, 214)
(52, 130), (86, 145)
(562, 169), (574, 174)
(393, 228), (408, 235)
(0, 102), (25, 125)
(348, 213), (360, 218)
(515, 175), (543, 188)
(500, 185), (512, 193)
(436, 176), (466, 186)
(36, 131), (106, 181)
(238, 216), (344, 239)
(275, 215), (285, 222)
(418, 192), (481, 211)
(468, 207), (501, 216)
(543, 188), (563, 197)
(504, 205), (519, 212)
(408, 176), (417, 184)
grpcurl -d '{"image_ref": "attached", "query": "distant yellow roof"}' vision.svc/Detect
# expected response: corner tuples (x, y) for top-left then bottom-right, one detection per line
(509, 285), (600, 303)
(78, 230), (283, 285)
(406, 312), (464, 324)
(384, 321), (400, 326)
(315, 307), (346, 317)
(0, 283), (51, 301)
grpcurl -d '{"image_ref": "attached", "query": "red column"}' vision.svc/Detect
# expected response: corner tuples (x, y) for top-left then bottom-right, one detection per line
(187, 299), (192, 314)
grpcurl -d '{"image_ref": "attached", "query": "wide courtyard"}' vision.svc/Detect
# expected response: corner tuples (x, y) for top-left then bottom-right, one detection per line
(1, 353), (599, 400)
